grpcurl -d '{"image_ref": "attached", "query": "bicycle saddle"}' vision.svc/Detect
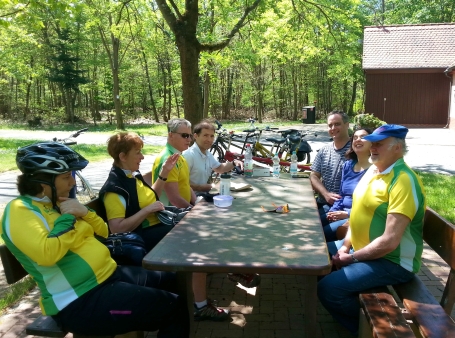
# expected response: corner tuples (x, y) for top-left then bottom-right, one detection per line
(280, 129), (299, 136)
(288, 135), (301, 143)
(264, 137), (286, 144)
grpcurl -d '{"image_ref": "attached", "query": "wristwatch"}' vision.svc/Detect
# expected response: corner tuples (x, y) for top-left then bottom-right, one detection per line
(351, 253), (359, 263)
(158, 175), (168, 181)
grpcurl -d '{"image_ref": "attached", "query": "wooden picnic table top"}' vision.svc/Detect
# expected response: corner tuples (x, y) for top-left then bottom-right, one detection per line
(143, 174), (331, 276)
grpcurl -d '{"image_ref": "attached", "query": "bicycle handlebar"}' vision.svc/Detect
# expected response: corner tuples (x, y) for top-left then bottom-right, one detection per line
(52, 128), (88, 145)
(69, 128), (88, 138)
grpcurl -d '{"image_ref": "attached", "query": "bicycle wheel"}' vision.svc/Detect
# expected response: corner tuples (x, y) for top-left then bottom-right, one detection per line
(75, 171), (96, 204)
(210, 145), (225, 163)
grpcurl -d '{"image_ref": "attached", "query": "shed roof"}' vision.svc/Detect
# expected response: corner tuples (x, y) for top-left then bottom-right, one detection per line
(363, 23), (455, 70)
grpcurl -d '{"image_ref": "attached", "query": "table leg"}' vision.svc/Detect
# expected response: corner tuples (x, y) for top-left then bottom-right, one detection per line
(303, 275), (321, 338)
(176, 272), (195, 338)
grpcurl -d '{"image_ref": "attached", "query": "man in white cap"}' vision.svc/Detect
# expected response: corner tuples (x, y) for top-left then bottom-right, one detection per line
(318, 124), (426, 335)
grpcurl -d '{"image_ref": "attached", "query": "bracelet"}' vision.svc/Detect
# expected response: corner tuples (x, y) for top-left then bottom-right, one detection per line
(158, 175), (168, 181)
(351, 253), (359, 263)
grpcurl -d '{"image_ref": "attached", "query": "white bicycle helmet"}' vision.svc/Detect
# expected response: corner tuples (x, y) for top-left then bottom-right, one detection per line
(16, 142), (88, 175)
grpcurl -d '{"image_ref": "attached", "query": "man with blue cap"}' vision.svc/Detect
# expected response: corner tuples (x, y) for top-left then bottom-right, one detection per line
(318, 124), (426, 335)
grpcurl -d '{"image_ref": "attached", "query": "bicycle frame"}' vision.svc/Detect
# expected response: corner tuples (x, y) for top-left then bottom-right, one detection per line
(210, 128), (256, 162)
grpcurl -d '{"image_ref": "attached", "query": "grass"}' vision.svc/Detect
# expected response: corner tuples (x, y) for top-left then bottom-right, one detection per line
(0, 276), (36, 314)
(417, 171), (455, 223)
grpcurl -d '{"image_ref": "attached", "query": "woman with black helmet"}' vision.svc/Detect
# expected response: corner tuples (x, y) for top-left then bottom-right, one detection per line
(0, 142), (189, 337)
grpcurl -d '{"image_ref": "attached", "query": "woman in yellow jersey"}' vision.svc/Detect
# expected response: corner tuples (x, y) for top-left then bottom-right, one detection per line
(100, 132), (179, 253)
(0, 142), (188, 337)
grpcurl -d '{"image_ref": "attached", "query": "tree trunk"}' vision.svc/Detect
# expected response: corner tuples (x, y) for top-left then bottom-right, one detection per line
(226, 70), (234, 119)
(349, 80), (357, 115)
(111, 35), (124, 129)
(203, 70), (210, 119)
(160, 59), (168, 121)
(292, 63), (298, 120)
(141, 50), (159, 122)
(177, 38), (202, 127)
(271, 63), (278, 118)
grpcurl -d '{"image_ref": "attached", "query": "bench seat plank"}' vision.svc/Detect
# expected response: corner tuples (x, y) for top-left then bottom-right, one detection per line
(26, 315), (67, 337)
(393, 275), (455, 338)
(360, 289), (415, 338)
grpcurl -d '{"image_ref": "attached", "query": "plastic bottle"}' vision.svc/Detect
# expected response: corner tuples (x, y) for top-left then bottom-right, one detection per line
(219, 173), (231, 196)
(244, 144), (254, 177)
(290, 151), (298, 178)
(272, 153), (280, 178)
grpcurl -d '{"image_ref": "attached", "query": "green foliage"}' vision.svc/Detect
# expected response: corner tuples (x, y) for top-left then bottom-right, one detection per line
(48, 29), (89, 91)
(353, 113), (386, 130)
(417, 171), (455, 223)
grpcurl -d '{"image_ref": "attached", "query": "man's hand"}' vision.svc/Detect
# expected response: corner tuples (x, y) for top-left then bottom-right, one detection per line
(327, 210), (348, 222)
(59, 197), (88, 218)
(323, 192), (342, 205)
(332, 252), (352, 270)
(234, 159), (244, 171)
(161, 153), (180, 176)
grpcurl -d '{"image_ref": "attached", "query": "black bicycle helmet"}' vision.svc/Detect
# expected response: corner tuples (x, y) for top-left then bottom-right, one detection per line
(16, 142), (88, 175)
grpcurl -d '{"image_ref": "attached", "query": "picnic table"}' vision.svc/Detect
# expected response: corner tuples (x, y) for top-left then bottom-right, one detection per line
(143, 174), (331, 337)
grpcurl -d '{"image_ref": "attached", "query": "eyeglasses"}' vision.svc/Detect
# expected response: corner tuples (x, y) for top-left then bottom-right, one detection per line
(173, 132), (193, 139)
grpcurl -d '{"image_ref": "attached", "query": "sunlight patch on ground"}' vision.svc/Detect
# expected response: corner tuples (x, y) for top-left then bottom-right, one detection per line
(230, 313), (247, 327)
(229, 303), (254, 315)
(234, 283), (257, 295)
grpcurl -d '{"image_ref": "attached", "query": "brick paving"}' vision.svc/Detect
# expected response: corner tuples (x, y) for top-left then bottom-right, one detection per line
(0, 243), (453, 338)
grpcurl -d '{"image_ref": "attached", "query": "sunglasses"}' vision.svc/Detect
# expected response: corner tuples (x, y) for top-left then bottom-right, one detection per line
(173, 132), (193, 139)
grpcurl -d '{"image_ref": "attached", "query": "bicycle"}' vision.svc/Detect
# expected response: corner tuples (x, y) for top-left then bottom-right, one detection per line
(245, 126), (313, 165)
(51, 128), (96, 204)
(210, 120), (256, 162)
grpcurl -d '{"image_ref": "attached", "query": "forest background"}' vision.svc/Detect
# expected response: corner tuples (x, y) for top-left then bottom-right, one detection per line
(1, 0), (454, 129)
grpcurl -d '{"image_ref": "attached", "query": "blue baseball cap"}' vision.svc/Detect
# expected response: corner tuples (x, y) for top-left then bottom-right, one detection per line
(363, 124), (408, 142)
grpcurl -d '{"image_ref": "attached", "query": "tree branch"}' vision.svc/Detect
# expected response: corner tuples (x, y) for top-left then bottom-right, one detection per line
(0, 1), (30, 18)
(200, 0), (262, 52)
(169, 0), (183, 20)
(155, 0), (178, 29)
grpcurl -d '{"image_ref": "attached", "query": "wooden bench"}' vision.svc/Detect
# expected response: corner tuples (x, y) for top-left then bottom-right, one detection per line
(359, 207), (455, 338)
(0, 198), (142, 338)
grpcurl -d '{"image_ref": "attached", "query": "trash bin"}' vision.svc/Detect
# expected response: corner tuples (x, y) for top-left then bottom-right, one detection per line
(302, 106), (316, 124)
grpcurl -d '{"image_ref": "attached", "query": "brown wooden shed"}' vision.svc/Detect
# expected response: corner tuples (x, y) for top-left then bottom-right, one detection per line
(363, 24), (455, 128)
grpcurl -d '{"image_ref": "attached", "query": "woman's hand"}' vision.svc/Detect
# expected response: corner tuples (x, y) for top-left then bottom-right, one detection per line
(59, 197), (88, 218)
(327, 210), (348, 222)
(160, 153), (180, 177)
(145, 201), (165, 214)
